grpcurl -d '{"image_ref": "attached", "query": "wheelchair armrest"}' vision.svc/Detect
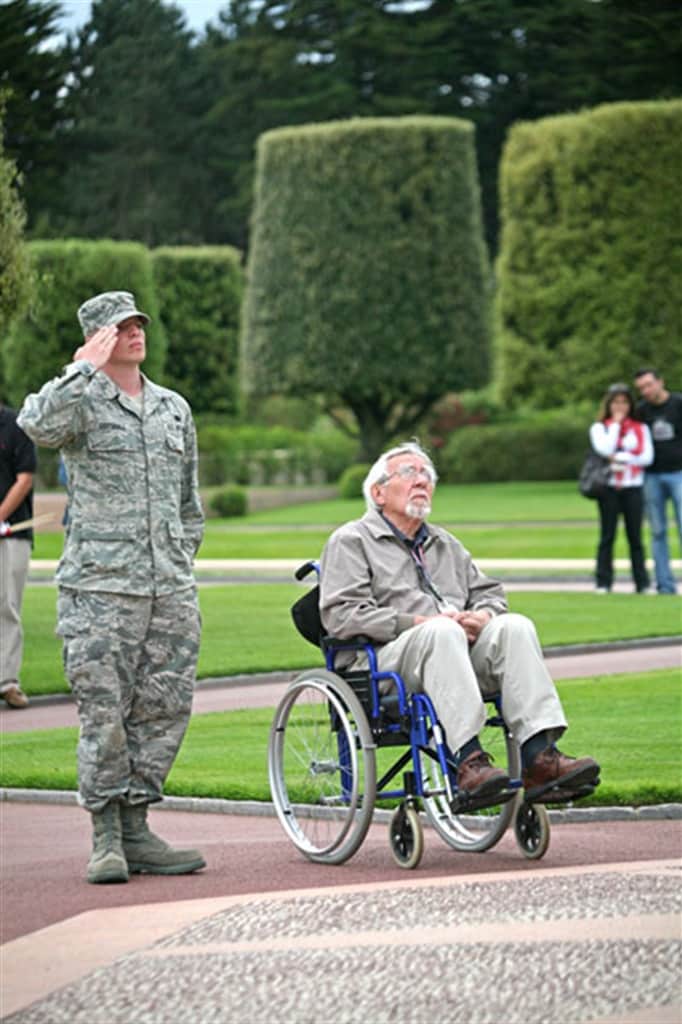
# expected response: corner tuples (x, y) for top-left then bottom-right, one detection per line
(322, 635), (372, 652)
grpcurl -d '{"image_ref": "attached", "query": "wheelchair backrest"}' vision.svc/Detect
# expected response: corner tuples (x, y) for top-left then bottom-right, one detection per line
(291, 583), (325, 648)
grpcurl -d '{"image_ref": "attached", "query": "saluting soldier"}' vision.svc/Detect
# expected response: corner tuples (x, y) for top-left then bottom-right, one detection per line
(19, 291), (206, 884)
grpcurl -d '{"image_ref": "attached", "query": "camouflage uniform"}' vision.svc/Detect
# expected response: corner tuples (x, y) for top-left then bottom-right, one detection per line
(18, 293), (204, 812)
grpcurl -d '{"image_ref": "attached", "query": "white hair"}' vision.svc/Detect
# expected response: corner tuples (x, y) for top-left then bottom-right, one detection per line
(362, 441), (437, 511)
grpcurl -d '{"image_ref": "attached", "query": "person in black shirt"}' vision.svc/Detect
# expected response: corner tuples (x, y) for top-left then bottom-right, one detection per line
(0, 404), (37, 708)
(634, 368), (682, 594)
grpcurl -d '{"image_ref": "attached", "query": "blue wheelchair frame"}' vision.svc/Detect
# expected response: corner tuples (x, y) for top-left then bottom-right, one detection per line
(325, 636), (523, 810)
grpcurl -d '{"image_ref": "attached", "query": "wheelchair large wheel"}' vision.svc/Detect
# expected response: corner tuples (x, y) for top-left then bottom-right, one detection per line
(268, 669), (377, 865)
(419, 713), (520, 854)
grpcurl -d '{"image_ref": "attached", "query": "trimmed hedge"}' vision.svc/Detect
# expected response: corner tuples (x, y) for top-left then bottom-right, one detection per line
(338, 463), (371, 500)
(4, 238), (166, 409)
(151, 246), (243, 415)
(496, 99), (682, 407)
(209, 486), (248, 518)
(0, 109), (31, 364)
(242, 116), (492, 458)
(438, 414), (587, 483)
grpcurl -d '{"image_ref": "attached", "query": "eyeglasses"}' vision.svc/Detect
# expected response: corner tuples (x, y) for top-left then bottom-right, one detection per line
(383, 464), (436, 484)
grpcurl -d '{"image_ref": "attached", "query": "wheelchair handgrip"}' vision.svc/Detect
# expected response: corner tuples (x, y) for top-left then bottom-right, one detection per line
(295, 560), (318, 581)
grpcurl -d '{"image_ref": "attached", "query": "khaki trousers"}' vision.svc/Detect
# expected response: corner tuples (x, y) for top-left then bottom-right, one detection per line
(0, 538), (31, 688)
(357, 613), (567, 754)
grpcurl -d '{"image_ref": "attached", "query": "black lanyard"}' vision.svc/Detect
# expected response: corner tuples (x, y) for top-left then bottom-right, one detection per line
(381, 515), (447, 607)
(409, 540), (447, 606)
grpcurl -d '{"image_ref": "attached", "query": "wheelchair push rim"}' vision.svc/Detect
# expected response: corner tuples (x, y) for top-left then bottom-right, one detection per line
(268, 670), (377, 865)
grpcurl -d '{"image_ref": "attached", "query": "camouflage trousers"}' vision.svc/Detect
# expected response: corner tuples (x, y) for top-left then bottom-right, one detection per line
(57, 587), (201, 813)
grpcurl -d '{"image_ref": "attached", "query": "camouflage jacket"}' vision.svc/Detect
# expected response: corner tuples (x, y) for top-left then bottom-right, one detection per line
(18, 361), (204, 596)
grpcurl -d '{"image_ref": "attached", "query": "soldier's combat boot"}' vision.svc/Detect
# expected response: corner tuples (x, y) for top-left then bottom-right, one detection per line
(120, 804), (206, 875)
(87, 802), (129, 884)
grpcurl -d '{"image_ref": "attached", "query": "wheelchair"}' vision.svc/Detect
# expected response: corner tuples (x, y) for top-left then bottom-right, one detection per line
(268, 562), (553, 869)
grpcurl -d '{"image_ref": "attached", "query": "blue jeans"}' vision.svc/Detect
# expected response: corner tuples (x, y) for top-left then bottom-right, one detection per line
(643, 471), (682, 594)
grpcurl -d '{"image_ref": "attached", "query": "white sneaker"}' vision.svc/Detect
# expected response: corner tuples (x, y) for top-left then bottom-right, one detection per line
(594, 587), (610, 594)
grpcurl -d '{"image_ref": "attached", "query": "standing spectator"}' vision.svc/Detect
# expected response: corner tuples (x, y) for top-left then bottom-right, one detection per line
(589, 384), (653, 594)
(634, 368), (682, 595)
(0, 403), (36, 709)
(18, 291), (206, 885)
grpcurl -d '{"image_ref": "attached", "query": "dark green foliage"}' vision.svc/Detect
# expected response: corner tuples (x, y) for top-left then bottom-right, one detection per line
(438, 414), (587, 483)
(496, 99), (682, 408)
(4, 239), (166, 408)
(0, 0), (69, 228)
(338, 463), (372, 500)
(191, 0), (682, 252)
(6, 1), (680, 252)
(242, 116), (491, 459)
(0, 98), (31, 396)
(151, 246), (243, 414)
(209, 485), (248, 518)
(57, 0), (212, 246)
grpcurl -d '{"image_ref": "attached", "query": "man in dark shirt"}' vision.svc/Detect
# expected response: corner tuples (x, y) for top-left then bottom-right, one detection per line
(0, 404), (37, 708)
(634, 368), (682, 594)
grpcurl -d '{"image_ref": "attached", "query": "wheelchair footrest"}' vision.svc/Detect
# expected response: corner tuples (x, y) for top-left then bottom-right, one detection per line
(525, 780), (600, 806)
(450, 786), (516, 814)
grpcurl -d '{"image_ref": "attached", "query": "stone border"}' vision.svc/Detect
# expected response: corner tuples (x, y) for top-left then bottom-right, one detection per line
(2, 787), (680, 825)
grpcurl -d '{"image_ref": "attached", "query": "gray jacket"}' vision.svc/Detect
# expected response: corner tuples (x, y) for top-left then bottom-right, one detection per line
(18, 360), (204, 596)
(319, 508), (508, 645)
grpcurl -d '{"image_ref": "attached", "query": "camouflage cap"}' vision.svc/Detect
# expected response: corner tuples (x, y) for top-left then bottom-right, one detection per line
(77, 291), (151, 336)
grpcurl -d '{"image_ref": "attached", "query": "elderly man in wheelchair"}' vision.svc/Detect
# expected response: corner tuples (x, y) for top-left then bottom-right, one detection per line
(268, 441), (600, 868)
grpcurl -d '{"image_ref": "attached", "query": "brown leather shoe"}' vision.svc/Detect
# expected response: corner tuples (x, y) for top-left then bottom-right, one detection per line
(1, 684), (29, 709)
(456, 749), (510, 800)
(523, 747), (600, 799)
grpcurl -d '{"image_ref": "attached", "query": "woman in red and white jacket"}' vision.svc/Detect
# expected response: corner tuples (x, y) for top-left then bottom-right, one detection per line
(589, 383), (653, 593)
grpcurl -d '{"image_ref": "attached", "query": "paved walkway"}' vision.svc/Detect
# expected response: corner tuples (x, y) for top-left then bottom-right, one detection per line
(1, 832), (680, 1022)
(2, 574), (681, 1021)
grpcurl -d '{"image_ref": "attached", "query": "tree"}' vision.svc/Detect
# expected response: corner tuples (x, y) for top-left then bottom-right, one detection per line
(5, 1), (681, 251)
(59, 0), (212, 245)
(242, 117), (491, 459)
(0, 0), (69, 229)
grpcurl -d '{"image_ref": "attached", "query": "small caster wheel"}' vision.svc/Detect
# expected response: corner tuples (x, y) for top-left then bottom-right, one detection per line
(389, 804), (424, 869)
(514, 801), (550, 860)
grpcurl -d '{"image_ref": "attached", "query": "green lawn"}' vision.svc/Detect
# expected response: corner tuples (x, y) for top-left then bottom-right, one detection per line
(31, 520), (678, 562)
(1, 670), (679, 807)
(18, 585), (682, 696)
(32, 479), (681, 561)
(238, 482), (603, 525)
